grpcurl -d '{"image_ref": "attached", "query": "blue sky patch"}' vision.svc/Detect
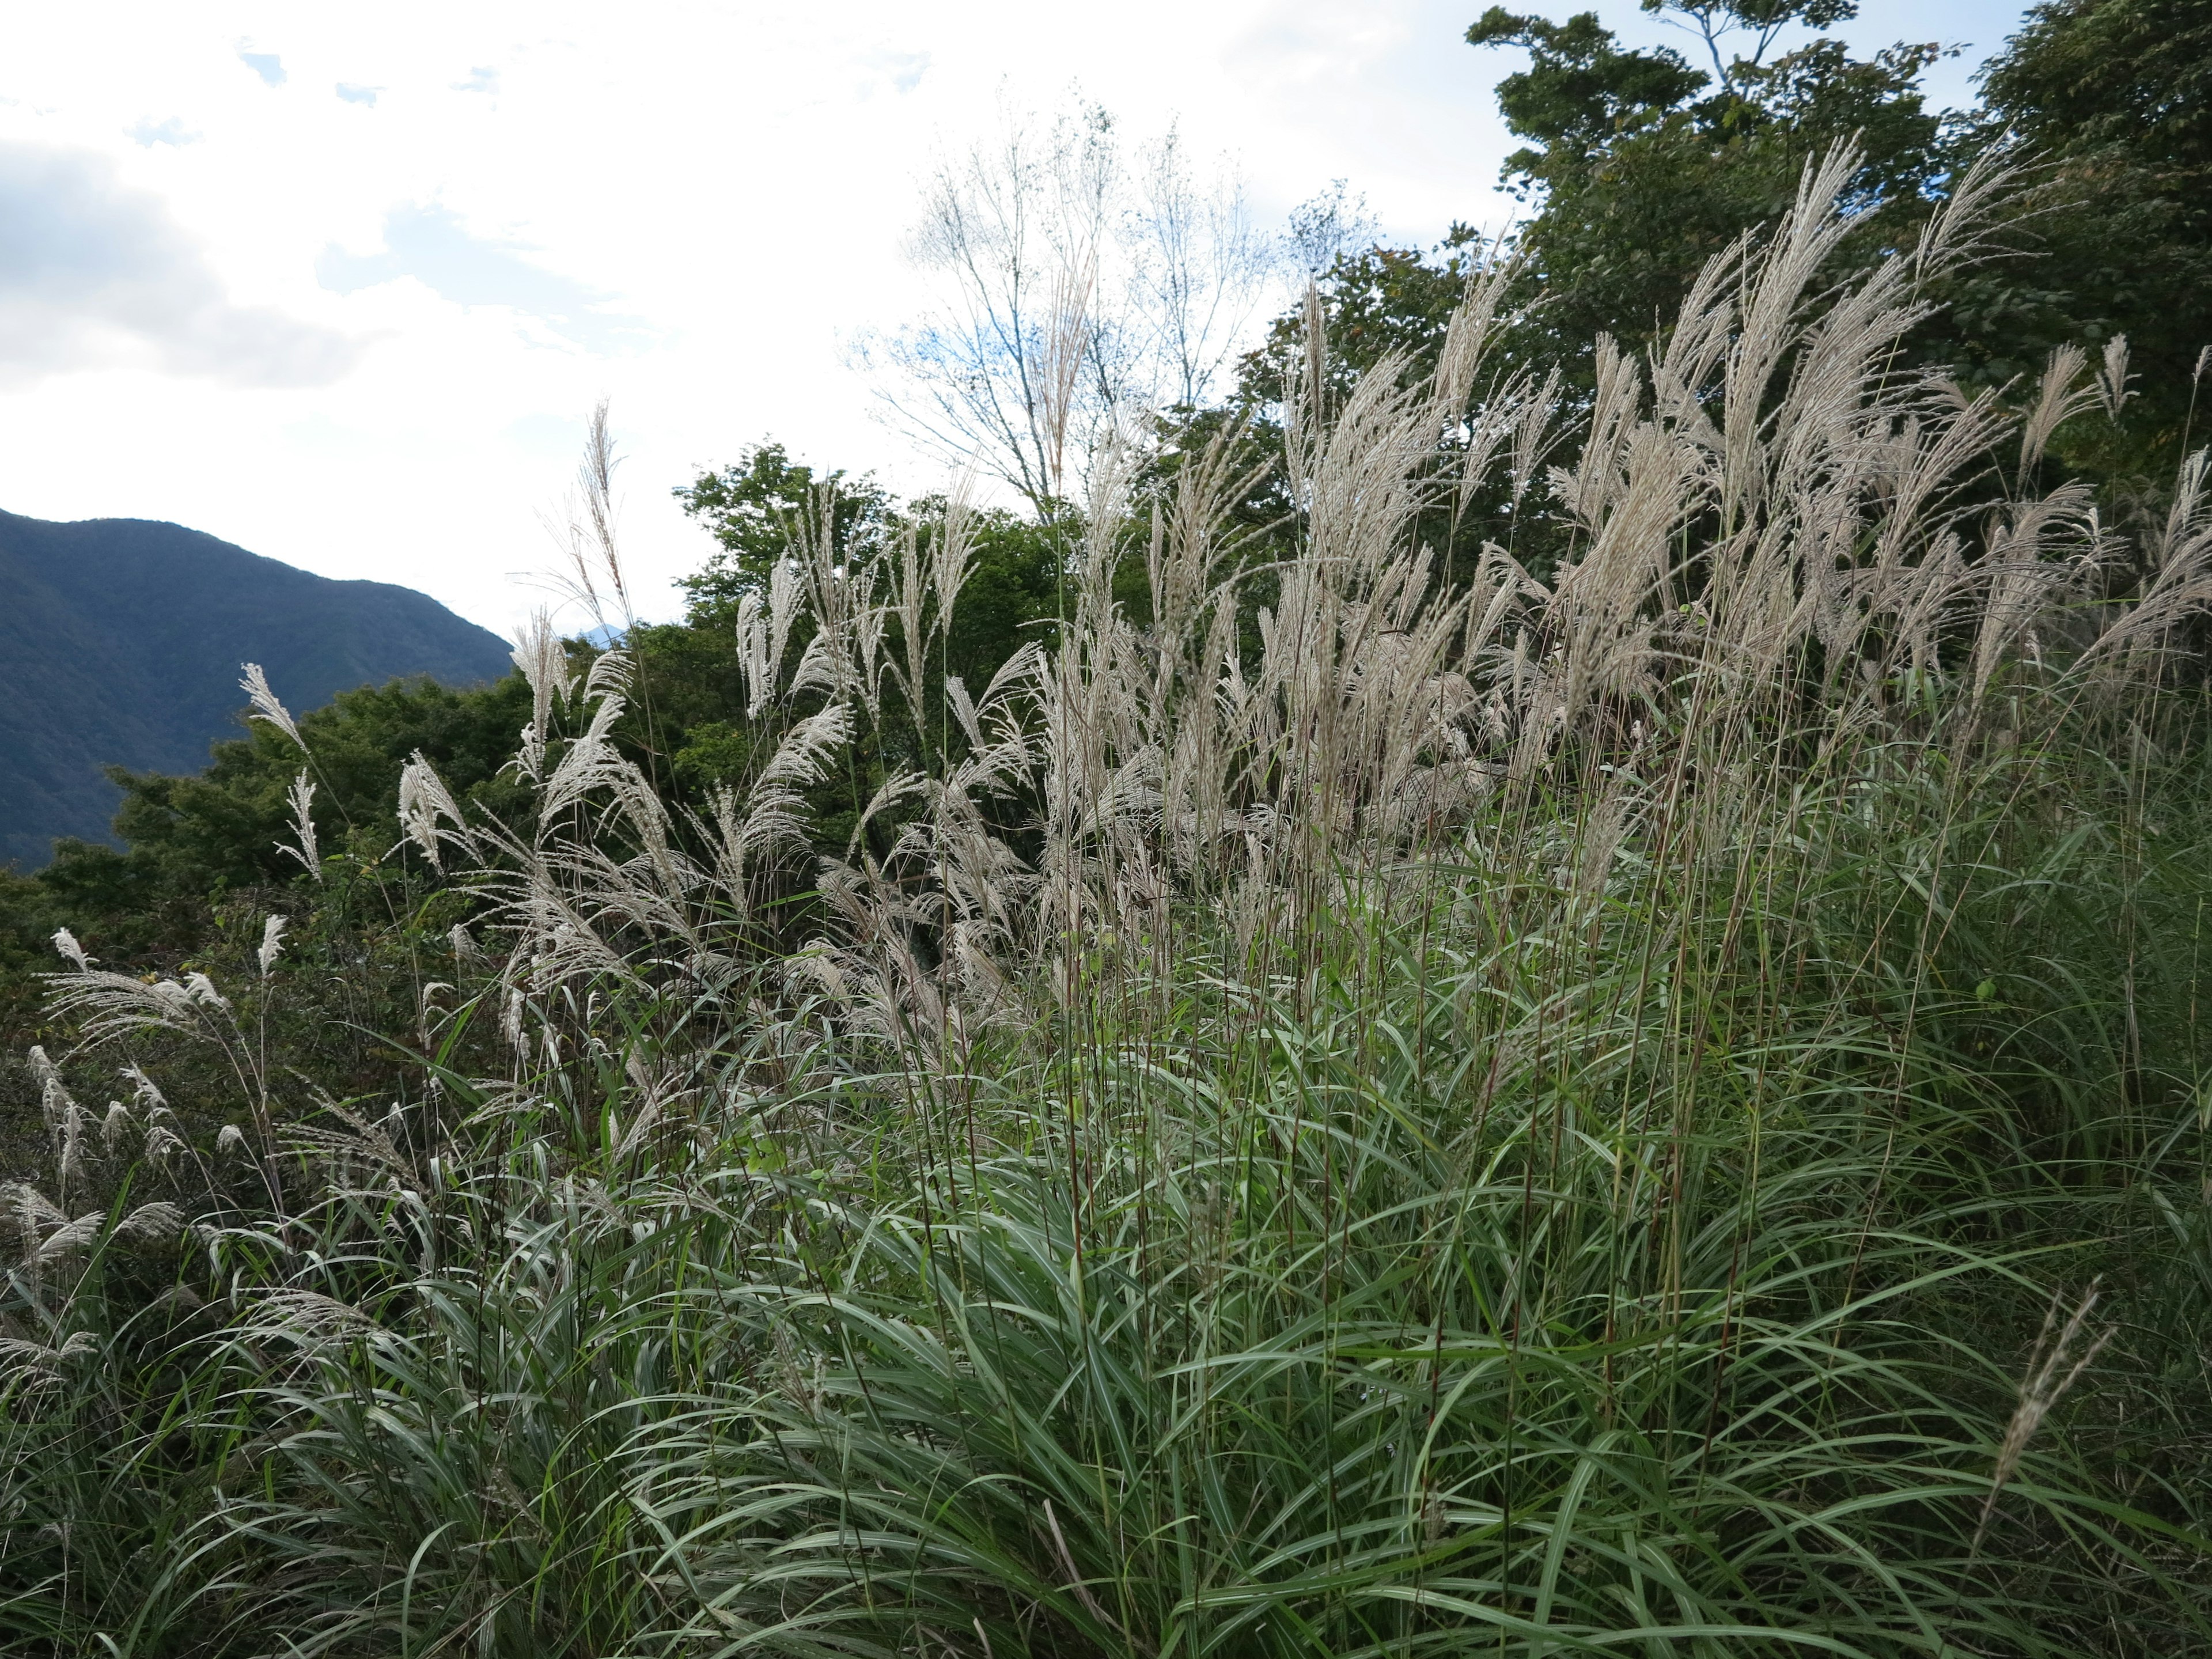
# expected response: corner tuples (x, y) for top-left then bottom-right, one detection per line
(130, 117), (196, 147)
(238, 50), (285, 88)
(315, 204), (650, 353)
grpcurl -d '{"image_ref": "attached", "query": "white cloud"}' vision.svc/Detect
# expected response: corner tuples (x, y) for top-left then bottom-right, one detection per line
(0, 141), (354, 386)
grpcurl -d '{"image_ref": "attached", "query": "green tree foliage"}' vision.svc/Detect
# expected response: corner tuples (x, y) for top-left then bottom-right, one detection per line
(1940, 0), (2212, 479)
(662, 449), (1067, 815)
(108, 676), (535, 893)
(0, 675), (534, 1055)
(1237, 4), (1944, 400)
(1262, 0), (2208, 494)
(1466, 2), (1950, 376)
(674, 441), (897, 621)
(1290, 241), (1485, 386)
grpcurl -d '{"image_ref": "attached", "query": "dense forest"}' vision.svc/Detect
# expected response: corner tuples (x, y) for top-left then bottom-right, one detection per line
(7, 1), (2212, 1652)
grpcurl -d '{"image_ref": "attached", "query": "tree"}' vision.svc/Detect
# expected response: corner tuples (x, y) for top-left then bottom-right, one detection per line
(1937, 0), (2212, 480)
(856, 98), (1279, 517)
(1465, 2), (1951, 378)
(1639, 0), (1858, 90)
(674, 442), (896, 623)
(1236, 5), (1950, 416)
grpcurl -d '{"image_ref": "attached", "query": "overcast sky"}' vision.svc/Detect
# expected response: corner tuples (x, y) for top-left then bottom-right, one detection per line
(1, 1), (2031, 638)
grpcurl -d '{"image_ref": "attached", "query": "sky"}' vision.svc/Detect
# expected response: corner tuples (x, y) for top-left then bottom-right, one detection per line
(0, 1), (2032, 640)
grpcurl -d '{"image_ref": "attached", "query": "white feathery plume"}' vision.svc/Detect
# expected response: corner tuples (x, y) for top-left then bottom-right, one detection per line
(239, 663), (306, 750)
(757, 702), (857, 792)
(768, 557), (803, 685)
(50, 929), (90, 971)
(277, 770), (321, 881)
(58, 1101), (86, 1199)
(28, 1046), (71, 1136)
(397, 753), (468, 870)
(122, 1065), (166, 1113)
(516, 718), (548, 785)
(734, 591), (774, 718)
(931, 482), (980, 623)
(2020, 344), (2100, 476)
(257, 913), (289, 977)
(114, 1201), (184, 1244)
(2, 1183), (64, 1268)
(584, 646), (633, 703)
(1975, 1281), (2113, 1548)
(511, 608), (575, 741)
(2097, 334), (2133, 421)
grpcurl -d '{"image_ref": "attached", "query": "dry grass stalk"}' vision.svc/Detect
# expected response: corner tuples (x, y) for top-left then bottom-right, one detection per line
(1975, 1280), (2115, 1550)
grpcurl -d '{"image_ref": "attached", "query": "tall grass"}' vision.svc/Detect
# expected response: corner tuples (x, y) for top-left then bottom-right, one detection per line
(6, 150), (2212, 1654)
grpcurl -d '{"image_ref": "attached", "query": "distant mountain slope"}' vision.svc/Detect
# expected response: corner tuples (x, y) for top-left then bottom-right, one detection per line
(0, 510), (513, 867)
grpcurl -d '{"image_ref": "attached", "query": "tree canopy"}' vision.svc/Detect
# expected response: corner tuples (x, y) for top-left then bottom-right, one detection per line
(1464, 2), (1949, 377)
(1942, 0), (2212, 479)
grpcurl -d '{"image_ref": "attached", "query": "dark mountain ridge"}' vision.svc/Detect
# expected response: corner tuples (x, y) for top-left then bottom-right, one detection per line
(0, 510), (513, 867)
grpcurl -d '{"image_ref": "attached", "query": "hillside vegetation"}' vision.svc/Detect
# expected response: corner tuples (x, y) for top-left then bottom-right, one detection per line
(0, 510), (512, 866)
(6, 2), (2212, 1653)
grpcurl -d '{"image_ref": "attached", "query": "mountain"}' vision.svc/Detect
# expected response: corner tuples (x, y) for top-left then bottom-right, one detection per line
(0, 510), (513, 868)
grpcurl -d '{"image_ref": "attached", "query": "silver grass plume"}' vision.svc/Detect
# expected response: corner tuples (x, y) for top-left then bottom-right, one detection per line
(122, 1063), (166, 1113)
(57, 1095), (86, 1203)
(257, 913), (288, 977)
(1975, 1281), (2113, 1549)
(27, 1045), (70, 1137)
(543, 399), (634, 636)
(277, 770), (320, 880)
(512, 608), (575, 762)
(2021, 344), (2100, 476)
(239, 663), (305, 750)
(584, 645), (632, 704)
(2097, 334), (2134, 421)
(734, 591), (774, 718)
(397, 753), (468, 870)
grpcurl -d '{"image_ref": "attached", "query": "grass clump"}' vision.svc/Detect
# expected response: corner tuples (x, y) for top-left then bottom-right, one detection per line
(6, 151), (2212, 1655)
